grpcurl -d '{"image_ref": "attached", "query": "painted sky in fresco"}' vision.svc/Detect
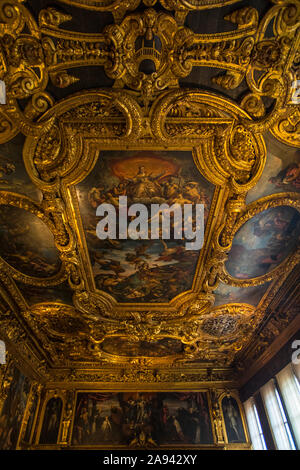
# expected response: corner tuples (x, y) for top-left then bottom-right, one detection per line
(225, 206), (300, 279)
(214, 132), (300, 309)
(246, 132), (300, 204)
(16, 281), (74, 306)
(76, 150), (215, 303)
(213, 282), (271, 307)
(0, 205), (61, 278)
(0, 134), (42, 202)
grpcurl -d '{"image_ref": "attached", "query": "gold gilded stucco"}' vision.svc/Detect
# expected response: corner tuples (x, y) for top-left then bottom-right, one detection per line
(0, 0), (299, 450)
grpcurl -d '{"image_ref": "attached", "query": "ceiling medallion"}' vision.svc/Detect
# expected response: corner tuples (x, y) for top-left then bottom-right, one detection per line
(105, 8), (193, 97)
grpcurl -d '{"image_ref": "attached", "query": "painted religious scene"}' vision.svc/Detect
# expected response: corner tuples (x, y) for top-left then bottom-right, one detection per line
(0, 366), (31, 450)
(225, 206), (300, 279)
(72, 392), (213, 446)
(221, 396), (246, 443)
(0, 134), (42, 202)
(100, 336), (184, 357)
(39, 397), (63, 444)
(76, 150), (214, 303)
(246, 132), (300, 204)
(0, 205), (61, 278)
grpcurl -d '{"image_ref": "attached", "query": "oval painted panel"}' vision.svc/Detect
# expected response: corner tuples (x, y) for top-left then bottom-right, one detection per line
(225, 206), (300, 279)
(0, 205), (61, 278)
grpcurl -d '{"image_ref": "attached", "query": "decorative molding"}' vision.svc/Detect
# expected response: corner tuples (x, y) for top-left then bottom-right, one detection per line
(0, 0), (298, 380)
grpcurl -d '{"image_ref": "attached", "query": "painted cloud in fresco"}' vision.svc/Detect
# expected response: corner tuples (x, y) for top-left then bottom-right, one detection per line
(0, 134), (42, 202)
(225, 206), (300, 279)
(0, 205), (61, 278)
(76, 150), (214, 303)
(246, 132), (300, 204)
(213, 282), (271, 307)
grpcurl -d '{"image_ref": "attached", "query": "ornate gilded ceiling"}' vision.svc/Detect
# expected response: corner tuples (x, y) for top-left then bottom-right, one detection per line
(0, 0), (299, 385)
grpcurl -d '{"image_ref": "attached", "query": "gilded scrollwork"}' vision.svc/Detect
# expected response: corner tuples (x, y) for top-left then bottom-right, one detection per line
(15, 81), (296, 367)
(235, 269), (300, 375)
(57, 0), (241, 24)
(0, 191), (68, 286)
(58, 0), (140, 23)
(0, 0), (298, 390)
(0, 0), (297, 141)
(270, 107), (300, 148)
(240, 0), (300, 132)
(218, 193), (300, 287)
(0, 0), (56, 141)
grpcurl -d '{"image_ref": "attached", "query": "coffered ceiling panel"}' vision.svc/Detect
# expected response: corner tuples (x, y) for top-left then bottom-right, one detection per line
(0, 0), (299, 383)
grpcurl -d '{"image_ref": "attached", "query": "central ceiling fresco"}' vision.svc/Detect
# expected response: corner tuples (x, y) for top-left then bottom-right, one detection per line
(76, 149), (214, 302)
(0, 0), (299, 383)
